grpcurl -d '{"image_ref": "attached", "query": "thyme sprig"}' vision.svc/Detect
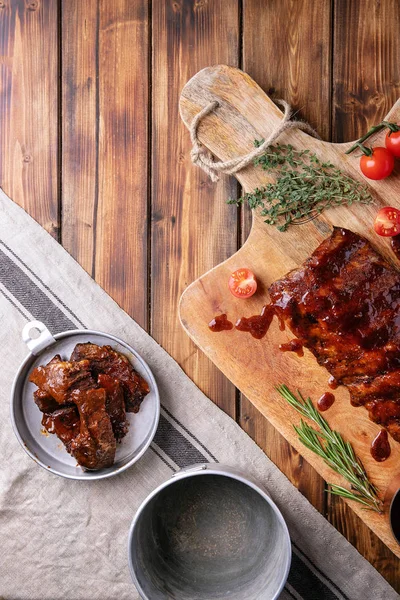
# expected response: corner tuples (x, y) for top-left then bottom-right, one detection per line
(228, 143), (374, 231)
(277, 385), (382, 512)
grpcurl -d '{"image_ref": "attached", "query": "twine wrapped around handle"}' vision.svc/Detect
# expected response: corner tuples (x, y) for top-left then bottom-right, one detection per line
(189, 100), (320, 182)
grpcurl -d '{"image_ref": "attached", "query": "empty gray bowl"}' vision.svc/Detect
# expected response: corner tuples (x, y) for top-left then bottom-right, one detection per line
(128, 464), (291, 600)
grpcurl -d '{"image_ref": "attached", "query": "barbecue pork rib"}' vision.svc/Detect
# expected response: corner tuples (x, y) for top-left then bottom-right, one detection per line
(40, 388), (116, 470)
(70, 343), (150, 412)
(69, 388), (116, 470)
(42, 406), (81, 454)
(98, 373), (128, 440)
(268, 227), (400, 441)
(29, 357), (95, 404)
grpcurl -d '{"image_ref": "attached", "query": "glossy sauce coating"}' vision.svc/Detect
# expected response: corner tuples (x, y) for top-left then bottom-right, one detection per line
(391, 235), (400, 261)
(208, 314), (233, 332)
(317, 392), (335, 412)
(268, 228), (400, 444)
(279, 339), (304, 357)
(370, 429), (391, 462)
(328, 376), (338, 390)
(235, 305), (275, 339)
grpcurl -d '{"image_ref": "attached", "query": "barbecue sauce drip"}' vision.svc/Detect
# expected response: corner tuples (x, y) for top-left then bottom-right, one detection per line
(235, 305), (275, 339)
(328, 376), (338, 390)
(391, 235), (400, 261)
(370, 429), (391, 462)
(279, 339), (304, 357)
(208, 314), (233, 332)
(317, 392), (335, 412)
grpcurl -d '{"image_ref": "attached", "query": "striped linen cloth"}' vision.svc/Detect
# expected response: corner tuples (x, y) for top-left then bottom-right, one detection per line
(0, 187), (397, 600)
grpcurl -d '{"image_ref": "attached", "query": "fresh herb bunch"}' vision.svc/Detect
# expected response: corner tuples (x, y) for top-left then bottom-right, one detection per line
(228, 143), (374, 231)
(277, 385), (382, 512)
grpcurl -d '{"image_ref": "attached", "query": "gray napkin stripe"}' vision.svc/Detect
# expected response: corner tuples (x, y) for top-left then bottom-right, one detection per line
(0, 240), (85, 328)
(0, 242), (216, 465)
(285, 585), (301, 600)
(154, 413), (214, 468)
(161, 404), (218, 462)
(0, 282), (31, 319)
(0, 235), (362, 600)
(290, 545), (348, 600)
(0, 245), (77, 332)
(148, 444), (176, 472)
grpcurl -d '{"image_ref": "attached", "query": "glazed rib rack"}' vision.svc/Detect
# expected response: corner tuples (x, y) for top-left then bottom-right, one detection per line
(269, 227), (400, 442)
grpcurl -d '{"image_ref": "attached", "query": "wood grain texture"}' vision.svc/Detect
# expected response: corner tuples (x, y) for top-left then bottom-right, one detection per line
(332, 0), (400, 584)
(0, 0), (59, 236)
(151, 0), (239, 416)
(243, 0), (332, 141)
(179, 64), (400, 558)
(2, 0), (400, 588)
(240, 0), (332, 515)
(96, 0), (149, 326)
(62, 0), (149, 328)
(62, 0), (97, 273)
(333, 0), (400, 143)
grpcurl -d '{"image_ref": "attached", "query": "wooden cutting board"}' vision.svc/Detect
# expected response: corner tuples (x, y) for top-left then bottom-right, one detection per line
(179, 65), (400, 557)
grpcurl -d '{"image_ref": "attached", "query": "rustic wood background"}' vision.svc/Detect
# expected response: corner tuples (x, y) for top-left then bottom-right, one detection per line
(1, 0), (399, 591)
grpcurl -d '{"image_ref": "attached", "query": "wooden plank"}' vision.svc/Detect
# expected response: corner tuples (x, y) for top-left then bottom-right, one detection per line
(151, 0), (240, 416)
(240, 0), (332, 512)
(179, 64), (400, 558)
(333, 0), (400, 143)
(332, 0), (400, 586)
(62, 0), (149, 328)
(61, 0), (97, 274)
(328, 495), (400, 591)
(0, 0), (59, 236)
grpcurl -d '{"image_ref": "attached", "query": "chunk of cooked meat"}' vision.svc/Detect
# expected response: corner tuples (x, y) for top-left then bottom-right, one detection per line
(34, 389), (61, 413)
(42, 406), (80, 453)
(98, 373), (128, 441)
(34, 355), (72, 412)
(69, 388), (116, 470)
(70, 343), (150, 412)
(29, 357), (95, 404)
(269, 227), (400, 442)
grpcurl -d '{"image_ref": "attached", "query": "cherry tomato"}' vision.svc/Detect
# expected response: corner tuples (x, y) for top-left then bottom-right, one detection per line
(385, 130), (400, 158)
(374, 207), (400, 236)
(228, 268), (257, 298)
(360, 147), (394, 180)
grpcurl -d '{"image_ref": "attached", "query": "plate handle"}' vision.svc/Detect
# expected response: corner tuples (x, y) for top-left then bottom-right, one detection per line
(22, 320), (56, 356)
(171, 463), (208, 477)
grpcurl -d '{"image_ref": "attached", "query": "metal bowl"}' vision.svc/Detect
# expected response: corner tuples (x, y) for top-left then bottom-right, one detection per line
(390, 488), (400, 544)
(128, 464), (291, 600)
(11, 320), (160, 480)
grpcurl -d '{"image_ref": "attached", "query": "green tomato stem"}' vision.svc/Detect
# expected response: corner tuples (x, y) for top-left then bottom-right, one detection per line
(345, 120), (400, 154)
(354, 142), (373, 157)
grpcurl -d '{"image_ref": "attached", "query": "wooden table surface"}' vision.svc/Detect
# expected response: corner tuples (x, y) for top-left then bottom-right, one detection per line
(1, 0), (399, 591)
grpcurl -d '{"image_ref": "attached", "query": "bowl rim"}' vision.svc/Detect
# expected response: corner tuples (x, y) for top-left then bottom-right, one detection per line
(10, 328), (160, 481)
(128, 463), (292, 600)
(389, 488), (400, 544)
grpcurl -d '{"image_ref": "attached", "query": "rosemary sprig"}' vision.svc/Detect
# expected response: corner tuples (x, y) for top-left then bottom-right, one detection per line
(228, 143), (374, 231)
(277, 385), (382, 512)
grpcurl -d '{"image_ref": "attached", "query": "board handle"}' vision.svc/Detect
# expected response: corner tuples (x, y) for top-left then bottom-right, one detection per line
(180, 65), (400, 192)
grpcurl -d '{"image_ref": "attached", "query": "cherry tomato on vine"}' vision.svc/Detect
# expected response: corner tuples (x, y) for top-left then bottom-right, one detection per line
(374, 207), (400, 237)
(385, 129), (400, 158)
(228, 268), (257, 298)
(360, 147), (394, 180)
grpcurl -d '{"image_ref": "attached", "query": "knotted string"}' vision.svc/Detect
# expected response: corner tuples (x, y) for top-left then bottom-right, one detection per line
(189, 100), (320, 182)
